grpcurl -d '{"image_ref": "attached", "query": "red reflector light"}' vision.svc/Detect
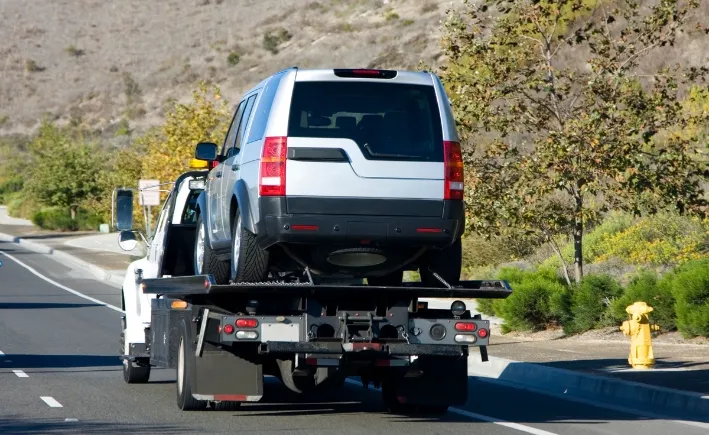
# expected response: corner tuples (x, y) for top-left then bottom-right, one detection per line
(259, 136), (287, 196)
(455, 322), (477, 332)
(443, 141), (464, 200)
(333, 68), (397, 79)
(291, 225), (319, 231)
(478, 328), (489, 338)
(236, 318), (258, 328)
(416, 228), (443, 233)
(223, 324), (235, 334)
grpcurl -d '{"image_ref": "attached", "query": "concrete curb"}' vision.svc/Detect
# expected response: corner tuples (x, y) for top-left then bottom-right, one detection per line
(468, 353), (709, 422)
(0, 232), (125, 288)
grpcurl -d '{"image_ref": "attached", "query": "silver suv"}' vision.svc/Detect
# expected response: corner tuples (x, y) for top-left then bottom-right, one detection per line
(193, 67), (465, 287)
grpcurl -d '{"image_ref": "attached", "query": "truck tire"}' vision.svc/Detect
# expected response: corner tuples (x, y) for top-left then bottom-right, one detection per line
(230, 210), (269, 283)
(194, 214), (230, 284)
(176, 320), (208, 411)
(120, 329), (150, 384)
(419, 236), (462, 287)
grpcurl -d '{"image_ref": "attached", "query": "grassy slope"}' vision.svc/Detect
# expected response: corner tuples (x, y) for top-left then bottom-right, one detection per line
(0, 0), (452, 138)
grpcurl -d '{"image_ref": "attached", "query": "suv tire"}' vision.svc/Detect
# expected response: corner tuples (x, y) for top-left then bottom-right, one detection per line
(419, 236), (462, 287)
(194, 215), (230, 284)
(230, 210), (269, 283)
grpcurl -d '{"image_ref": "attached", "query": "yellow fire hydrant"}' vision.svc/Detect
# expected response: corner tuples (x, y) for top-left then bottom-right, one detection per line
(620, 301), (660, 369)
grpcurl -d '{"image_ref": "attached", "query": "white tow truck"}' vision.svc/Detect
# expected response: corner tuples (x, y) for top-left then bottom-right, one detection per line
(114, 162), (512, 415)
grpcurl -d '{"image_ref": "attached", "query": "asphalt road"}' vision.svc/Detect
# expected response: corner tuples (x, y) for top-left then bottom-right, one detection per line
(0, 240), (706, 435)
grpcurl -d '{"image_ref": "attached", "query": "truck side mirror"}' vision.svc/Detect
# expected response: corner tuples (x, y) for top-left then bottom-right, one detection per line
(195, 142), (218, 162)
(118, 230), (138, 251)
(115, 189), (134, 231)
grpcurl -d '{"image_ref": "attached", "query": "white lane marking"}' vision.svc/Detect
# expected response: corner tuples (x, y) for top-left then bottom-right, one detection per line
(12, 370), (28, 378)
(40, 396), (63, 408)
(64, 418), (79, 422)
(448, 408), (559, 435)
(0, 251), (123, 313)
(0, 351), (4, 356)
(343, 379), (559, 435)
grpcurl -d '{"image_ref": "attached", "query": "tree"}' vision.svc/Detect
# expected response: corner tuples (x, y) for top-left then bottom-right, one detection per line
(437, 0), (709, 286)
(24, 121), (104, 220)
(139, 81), (231, 185)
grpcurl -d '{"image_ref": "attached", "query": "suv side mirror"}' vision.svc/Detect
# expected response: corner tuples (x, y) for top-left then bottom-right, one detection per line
(115, 189), (134, 231)
(195, 142), (218, 162)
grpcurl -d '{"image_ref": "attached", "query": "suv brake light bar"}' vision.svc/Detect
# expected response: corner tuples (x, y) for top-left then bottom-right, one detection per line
(443, 141), (464, 200)
(259, 136), (288, 196)
(333, 69), (397, 79)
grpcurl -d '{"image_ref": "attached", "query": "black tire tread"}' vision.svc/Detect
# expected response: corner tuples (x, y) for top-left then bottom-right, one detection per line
(176, 321), (208, 411)
(196, 215), (230, 284)
(232, 211), (269, 283)
(120, 330), (150, 384)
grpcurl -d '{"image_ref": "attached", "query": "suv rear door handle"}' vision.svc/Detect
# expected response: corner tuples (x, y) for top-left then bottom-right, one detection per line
(231, 164), (239, 171)
(215, 171), (222, 178)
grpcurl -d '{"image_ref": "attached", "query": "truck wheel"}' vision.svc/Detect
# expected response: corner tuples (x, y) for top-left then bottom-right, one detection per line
(419, 236), (462, 287)
(176, 321), (208, 411)
(230, 210), (269, 283)
(194, 215), (230, 284)
(120, 329), (150, 384)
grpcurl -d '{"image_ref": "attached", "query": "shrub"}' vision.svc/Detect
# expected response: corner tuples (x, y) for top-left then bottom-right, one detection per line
(226, 52), (240, 66)
(596, 213), (708, 266)
(263, 28), (292, 54)
(610, 270), (676, 332)
(32, 208), (76, 231)
(7, 192), (39, 220)
(492, 274), (569, 332)
(671, 259), (709, 338)
(565, 274), (624, 334)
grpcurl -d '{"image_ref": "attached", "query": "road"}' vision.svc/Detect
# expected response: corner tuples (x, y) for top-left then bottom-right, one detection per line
(0, 241), (706, 435)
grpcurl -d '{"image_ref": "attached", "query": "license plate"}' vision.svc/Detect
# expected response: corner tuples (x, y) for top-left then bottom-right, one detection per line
(261, 323), (300, 343)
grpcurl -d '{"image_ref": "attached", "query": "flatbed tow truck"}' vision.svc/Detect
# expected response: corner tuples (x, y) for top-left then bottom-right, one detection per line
(113, 164), (513, 415)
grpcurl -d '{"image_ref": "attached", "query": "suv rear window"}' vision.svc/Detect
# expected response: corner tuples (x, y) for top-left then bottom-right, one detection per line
(287, 81), (444, 162)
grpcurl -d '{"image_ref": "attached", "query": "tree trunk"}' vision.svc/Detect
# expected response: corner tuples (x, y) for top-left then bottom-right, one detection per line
(70, 206), (77, 221)
(573, 195), (583, 285)
(548, 237), (573, 288)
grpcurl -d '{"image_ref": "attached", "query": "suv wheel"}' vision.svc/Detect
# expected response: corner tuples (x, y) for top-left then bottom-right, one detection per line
(194, 215), (230, 284)
(419, 237), (462, 287)
(230, 210), (269, 283)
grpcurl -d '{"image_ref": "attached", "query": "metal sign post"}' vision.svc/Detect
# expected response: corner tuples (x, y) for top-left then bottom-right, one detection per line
(138, 179), (160, 237)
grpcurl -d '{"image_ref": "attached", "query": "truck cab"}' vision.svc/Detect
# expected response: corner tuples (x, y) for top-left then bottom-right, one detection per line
(118, 168), (208, 383)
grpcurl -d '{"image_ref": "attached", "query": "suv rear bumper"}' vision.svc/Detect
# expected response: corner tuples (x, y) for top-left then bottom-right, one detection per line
(255, 197), (465, 249)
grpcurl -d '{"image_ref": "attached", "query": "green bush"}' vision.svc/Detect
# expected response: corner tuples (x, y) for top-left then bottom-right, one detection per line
(7, 192), (39, 219)
(610, 270), (676, 332)
(565, 274), (623, 334)
(31, 207), (104, 231)
(671, 259), (709, 338)
(32, 208), (76, 231)
(493, 275), (569, 332)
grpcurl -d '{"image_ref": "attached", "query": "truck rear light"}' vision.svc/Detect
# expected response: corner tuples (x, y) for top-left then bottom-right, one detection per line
(291, 225), (319, 231)
(223, 324), (235, 335)
(416, 228), (442, 233)
(454, 322), (477, 332)
(443, 141), (464, 200)
(454, 334), (477, 344)
(259, 136), (287, 196)
(210, 161), (219, 169)
(236, 318), (258, 328)
(333, 68), (397, 79)
(236, 330), (259, 340)
(477, 328), (489, 338)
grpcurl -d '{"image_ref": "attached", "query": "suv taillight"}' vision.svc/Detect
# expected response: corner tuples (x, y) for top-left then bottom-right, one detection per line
(259, 136), (288, 196)
(443, 141), (464, 200)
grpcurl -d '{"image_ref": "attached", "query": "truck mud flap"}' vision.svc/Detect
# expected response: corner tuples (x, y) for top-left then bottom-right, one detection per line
(391, 355), (468, 406)
(192, 346), (264, 402)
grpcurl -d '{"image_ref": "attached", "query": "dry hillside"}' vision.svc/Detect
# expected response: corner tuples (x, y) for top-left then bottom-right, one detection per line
(0, 0), (458, 138)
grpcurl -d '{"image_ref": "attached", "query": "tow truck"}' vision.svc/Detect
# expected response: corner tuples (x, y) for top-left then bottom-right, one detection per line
(113, 160), (513, 415)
